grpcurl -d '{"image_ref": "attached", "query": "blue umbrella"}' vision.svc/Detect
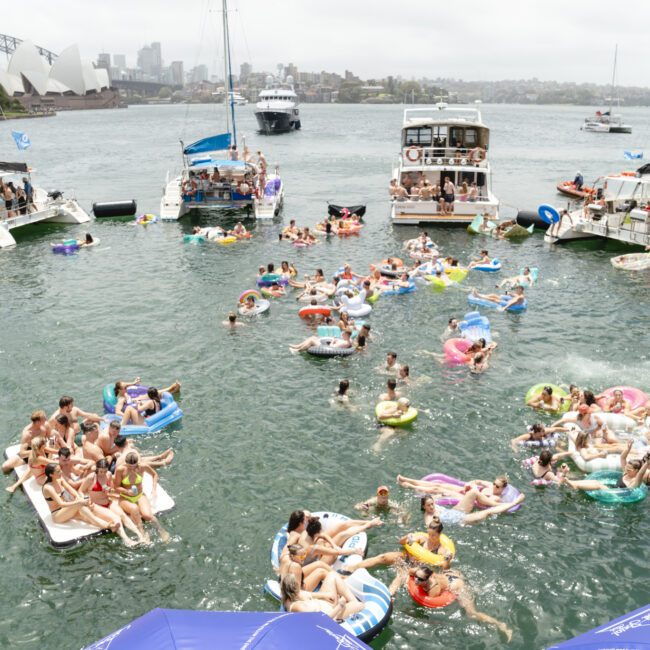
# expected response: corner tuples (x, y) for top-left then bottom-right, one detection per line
(84, 609), (371, 650)
(548, 603), (650, 649)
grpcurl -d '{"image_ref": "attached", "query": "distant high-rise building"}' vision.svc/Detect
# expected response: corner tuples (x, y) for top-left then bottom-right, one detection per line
(137, 45), (153, 76)
(151, 42), (162, 79)
(285, 62), (298, 80)
(190, 64), (209, 84)
(171, 61), (184, 87)
(97, 53), (111, 69)
(113, 54), (126, 68)
(240, 62), (252, 84)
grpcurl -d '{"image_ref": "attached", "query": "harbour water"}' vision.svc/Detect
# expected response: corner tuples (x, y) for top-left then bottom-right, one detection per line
(1, 103), (649, 649)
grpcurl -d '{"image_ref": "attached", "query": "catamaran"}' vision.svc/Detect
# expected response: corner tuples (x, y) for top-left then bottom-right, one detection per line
(160, 0), (283, 221)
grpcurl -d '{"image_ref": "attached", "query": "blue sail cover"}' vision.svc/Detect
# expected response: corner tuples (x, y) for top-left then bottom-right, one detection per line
(183, 133), (231, 155)
(84, 609), (371, 650)
(549, 604), (650, 649)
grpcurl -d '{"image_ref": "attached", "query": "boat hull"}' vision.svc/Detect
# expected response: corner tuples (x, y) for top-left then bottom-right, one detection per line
(255, 110), (296, 134)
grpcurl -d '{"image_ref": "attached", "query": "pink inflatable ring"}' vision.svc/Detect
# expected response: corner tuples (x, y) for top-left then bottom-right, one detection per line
(443, 338), (473, 365)
(597, 386), (648, 411)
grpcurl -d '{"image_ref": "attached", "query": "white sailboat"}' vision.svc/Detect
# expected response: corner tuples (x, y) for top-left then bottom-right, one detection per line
(160, 0), (283, 221)
(582, 45), (632, 134)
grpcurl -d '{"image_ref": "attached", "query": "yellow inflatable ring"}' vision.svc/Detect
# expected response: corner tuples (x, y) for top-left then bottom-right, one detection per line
(403, 533), (455, 566)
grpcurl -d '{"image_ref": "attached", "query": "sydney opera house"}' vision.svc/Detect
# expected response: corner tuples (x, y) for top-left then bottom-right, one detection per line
(0, 40), (119, 111)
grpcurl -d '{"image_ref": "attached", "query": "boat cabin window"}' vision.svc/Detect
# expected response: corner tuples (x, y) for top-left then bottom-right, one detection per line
(432, 125), (447, 149)
(404, 127), (432, 147)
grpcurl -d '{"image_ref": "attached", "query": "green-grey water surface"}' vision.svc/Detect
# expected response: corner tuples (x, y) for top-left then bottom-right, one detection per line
(1, 104), (649, 649)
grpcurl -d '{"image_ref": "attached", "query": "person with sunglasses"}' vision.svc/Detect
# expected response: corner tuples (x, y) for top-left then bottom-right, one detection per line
(398, 474), (510, 507)
(409, 566), (513, 641)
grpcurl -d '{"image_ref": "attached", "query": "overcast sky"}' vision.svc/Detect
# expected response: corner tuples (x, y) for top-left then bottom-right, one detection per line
(2, 0), (649, 86)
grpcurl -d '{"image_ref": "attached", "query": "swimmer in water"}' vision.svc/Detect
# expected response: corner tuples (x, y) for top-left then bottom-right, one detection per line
(354, 485), (409, 524)
(222, 311), (244, 328)
(379, 378), (400, 402)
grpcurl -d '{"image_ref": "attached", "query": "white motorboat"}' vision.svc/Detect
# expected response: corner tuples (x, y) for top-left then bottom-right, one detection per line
(0, 161), (90, 248)
(543, 164), (650, 247)
(390, 103), (499, 225)
(160, 0), (283, 221)
(229, 91), (248, 106)
(254, 76), (301, 134)
(581, 45), (632, 134)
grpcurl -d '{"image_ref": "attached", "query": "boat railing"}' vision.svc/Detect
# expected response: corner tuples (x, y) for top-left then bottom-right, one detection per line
(400, 146), (487, 168)
(403, 106), (482, 123)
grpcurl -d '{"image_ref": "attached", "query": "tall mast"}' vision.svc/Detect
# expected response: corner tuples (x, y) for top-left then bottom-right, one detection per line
(222, 0), (230, 139)
(221, 0), (236, 146)
(609, 44), (618, 115)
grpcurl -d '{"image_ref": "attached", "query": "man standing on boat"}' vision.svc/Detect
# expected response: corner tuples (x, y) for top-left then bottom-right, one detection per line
(573, 171), (584, 191)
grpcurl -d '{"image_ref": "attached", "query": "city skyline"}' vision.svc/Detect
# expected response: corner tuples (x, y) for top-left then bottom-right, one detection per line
(2, 0), (650, 86)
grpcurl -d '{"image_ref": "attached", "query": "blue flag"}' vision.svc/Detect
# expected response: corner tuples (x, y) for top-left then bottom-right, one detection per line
(11, 130), (31, 150)
(623, 150), (643, 160)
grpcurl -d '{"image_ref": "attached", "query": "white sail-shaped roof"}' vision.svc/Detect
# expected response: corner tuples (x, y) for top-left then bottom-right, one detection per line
(50, 45), (89, 95)
(7, 41), (50, 77)
(0, 69), (25, 95)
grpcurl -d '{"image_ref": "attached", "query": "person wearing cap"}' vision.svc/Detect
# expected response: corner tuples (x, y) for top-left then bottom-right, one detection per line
(354, 485), (409, 523)
(573, 171), (584, 191)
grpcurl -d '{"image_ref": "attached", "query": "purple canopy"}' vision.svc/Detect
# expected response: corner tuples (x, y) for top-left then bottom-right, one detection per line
(85, 609), (371, 650)
(549, 604), (650, 649)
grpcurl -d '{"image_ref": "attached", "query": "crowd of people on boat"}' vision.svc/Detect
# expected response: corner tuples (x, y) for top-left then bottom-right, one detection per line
(1, 176), (33, 219)
(390, 172), (483, 212)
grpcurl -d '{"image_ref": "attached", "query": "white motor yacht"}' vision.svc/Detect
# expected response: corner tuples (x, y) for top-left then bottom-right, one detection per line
(543, 164), (650, 246)
(390, 103), (499, 225)
(254, 76), (301, 134)
(0, 162), (90, 248)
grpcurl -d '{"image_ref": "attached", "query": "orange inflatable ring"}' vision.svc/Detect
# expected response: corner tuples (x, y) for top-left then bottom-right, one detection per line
(407, 575), (457, 609)
(406, 146), (422, 162)
(621, 171), (636, 177)
(299, 305), (331, 319)
(381, 257), (403, 267)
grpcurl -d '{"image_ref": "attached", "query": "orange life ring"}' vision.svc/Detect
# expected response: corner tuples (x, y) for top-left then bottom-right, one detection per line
(406, 146), (422, 163)
(299, 306), (331, 319)
(621, 171), (636, 177)
(407, 575), (457, 608)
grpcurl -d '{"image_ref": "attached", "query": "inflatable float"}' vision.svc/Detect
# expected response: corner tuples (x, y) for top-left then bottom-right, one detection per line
(538, 204), (560, 225)
(269, 511), (368, 573)
(444, 267), (469, 283)
(307, 339), (355, 357)
(584, 470), (648, 505)
(610, 252), (650, 271)
(458, 311), (492, 344)
(375, 401), (418, 427)
(135, 213), (158, 225)
(525, 383), (570, 414)
(403, 532), (455, 567)
(407, 574), (456, 609)
(3, 443), (174, 548)
(471, 258), (502, 272)
(467, 293), (527, 312)
(51, 240), (80, 255)
(382, 281), (416, 296)
(597, 386), (648, 411)
(257, 274), (289, 288)
(264, 568), (392, 642)
(567, 434), (624, 474)
(238, 289), (270, 316)
(420, 472), (522, 513)
(183, 234), (205, 244)
(443, 338), (473, 365)
(299, 305), (331, 319)
(102, 391), (183, 436)
(339, 291), (372, 317)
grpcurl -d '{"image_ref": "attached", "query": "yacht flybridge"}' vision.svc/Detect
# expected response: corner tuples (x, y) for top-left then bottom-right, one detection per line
(160, 0), (283, 221)
(0, 161), (90, 248)
(255, 76), (301, 134)
(390, 103), (499, 225)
